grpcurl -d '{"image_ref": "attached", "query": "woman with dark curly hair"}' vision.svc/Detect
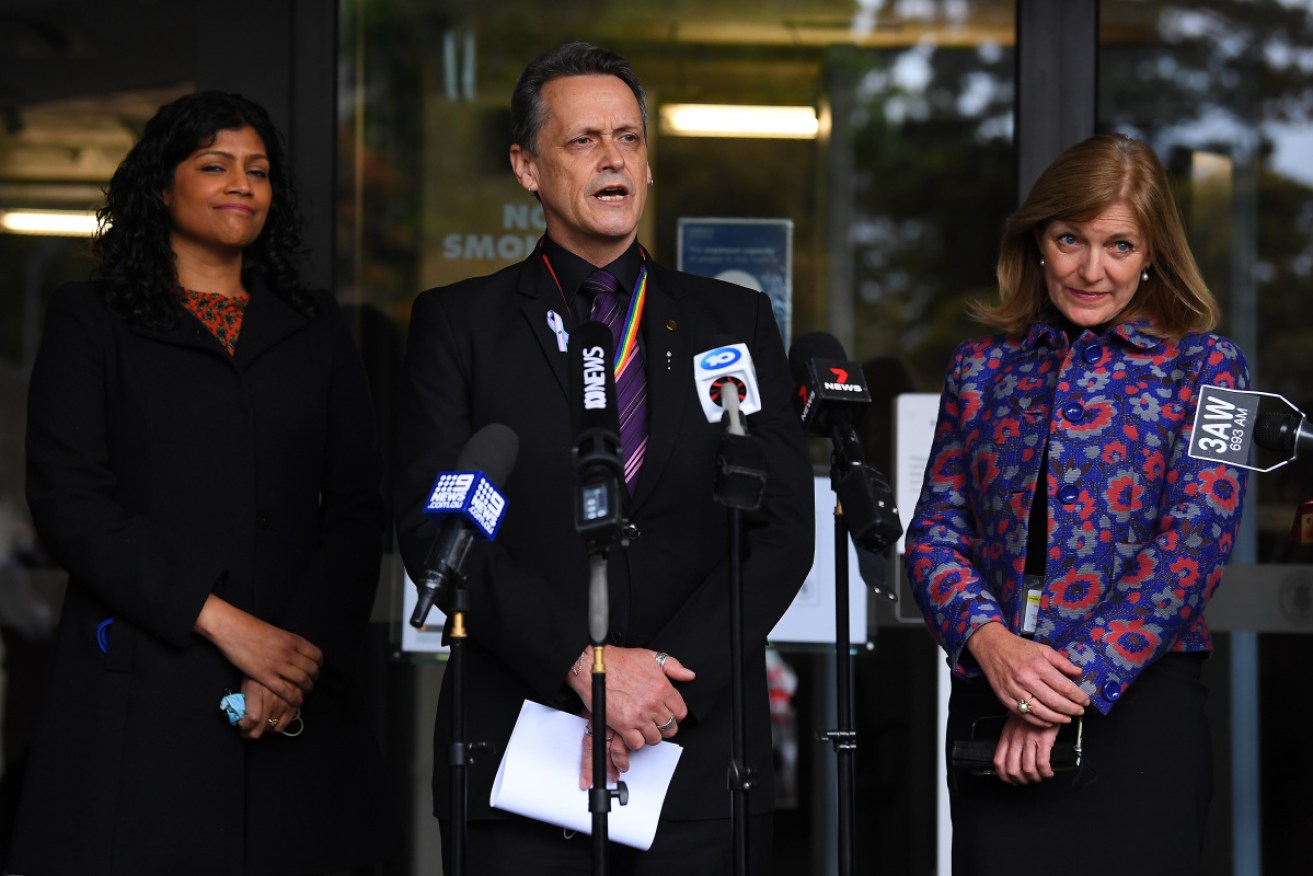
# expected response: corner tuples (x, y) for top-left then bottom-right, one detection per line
(905, 134), (1249, 875)
(9, 92), (393, 875)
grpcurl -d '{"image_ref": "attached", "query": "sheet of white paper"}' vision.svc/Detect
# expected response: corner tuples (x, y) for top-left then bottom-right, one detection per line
(490, 699), (683, 851)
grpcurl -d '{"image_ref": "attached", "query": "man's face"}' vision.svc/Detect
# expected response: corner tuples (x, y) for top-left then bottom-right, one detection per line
(510, 74), (651, 265)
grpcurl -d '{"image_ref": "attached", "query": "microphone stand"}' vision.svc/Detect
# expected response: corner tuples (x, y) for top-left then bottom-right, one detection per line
(576, 432), (630, 876)
(714, 386), (768, 876)
(818, 422), (902, 876)
(587, 549), (629, 875)
(445, 580), (477, 876)
(818, 486), (858, 876)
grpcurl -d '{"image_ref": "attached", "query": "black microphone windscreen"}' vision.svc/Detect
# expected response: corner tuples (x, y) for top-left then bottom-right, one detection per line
(570, 320), (620, 434)
(788, 331), (848, 387)
(1255, 411), (1300, 456)
(456, 423), (519, 484)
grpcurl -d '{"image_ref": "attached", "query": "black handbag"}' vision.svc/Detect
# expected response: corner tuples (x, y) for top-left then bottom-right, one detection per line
(951, 714), (1083, 775)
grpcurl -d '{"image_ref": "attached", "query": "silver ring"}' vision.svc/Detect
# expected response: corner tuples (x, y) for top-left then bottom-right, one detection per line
(1017, 699), (1032, 715)
(657, 714), (677, 733)
(654, 651), (669, 669)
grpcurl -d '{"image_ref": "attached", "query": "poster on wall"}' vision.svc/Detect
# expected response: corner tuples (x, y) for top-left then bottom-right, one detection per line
(676, 218), (793, 349)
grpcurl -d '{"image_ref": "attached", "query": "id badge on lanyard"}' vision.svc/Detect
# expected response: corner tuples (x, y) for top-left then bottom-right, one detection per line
(1021, 574), (1044, 637)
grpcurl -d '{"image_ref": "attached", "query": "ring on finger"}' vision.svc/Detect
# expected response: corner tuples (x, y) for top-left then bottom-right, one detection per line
(657, 714), (677, 733)
(583, 725), (614, 743)
(266, 716), (279, 729)
(654, 651), (669, 669)
(1017, 698), (1032, 715)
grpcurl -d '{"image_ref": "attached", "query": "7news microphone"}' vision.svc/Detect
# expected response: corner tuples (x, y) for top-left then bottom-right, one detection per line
(693, 339), (768, 510)
(571, 320), (627, 549)
(410, 423), (518, 628)
(788, 331), (902, 553)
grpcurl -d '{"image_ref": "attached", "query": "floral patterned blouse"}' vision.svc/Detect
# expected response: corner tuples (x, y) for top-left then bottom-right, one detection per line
(904, 319), (1249, 714)
(178, 287), (249, 355)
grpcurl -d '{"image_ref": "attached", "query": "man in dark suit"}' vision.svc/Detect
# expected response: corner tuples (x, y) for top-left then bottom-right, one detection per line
(394, 41), (814, 874)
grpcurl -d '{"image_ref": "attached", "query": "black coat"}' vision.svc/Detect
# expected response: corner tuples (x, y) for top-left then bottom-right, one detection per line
(11, 281), (392, 875)
(393, 251), (815, 824)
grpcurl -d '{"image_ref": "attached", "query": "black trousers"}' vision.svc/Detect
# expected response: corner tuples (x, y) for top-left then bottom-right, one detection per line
(946, 652), (1212, 876)
(440, 811), (774, 876)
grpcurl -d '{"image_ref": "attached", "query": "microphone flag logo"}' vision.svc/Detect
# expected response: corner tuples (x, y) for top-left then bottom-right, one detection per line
(424, 471), (508, 539)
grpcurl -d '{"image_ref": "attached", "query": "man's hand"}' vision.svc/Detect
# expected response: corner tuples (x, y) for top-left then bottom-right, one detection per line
(566, 646), (695, 750)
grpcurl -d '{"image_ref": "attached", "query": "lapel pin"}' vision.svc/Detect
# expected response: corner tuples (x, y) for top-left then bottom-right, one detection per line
(546, 310), (569, 352)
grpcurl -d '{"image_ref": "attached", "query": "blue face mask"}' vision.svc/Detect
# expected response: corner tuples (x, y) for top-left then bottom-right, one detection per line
(219, 692), (246, 725)
(218, 691), (305, 737)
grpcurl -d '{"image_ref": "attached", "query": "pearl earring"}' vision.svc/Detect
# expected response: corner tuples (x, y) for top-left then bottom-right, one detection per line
(1039, 258), (1045, 266)
(1141, 269), (1149, 282)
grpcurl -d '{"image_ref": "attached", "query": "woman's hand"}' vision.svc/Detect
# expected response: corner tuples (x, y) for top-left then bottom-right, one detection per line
(992, 716), (1062, 784)
(234, 678), (298, 740)
(966, 621), (1090, 726)
(194, 595), (322, 707)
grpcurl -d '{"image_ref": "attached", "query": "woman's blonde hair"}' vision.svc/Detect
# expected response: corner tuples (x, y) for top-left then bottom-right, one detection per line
(973, 133), (1219, 338)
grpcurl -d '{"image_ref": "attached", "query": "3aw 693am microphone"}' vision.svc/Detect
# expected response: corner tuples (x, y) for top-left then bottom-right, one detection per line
(1187, 384), (1309, 473)
(410, 423), (518, 628)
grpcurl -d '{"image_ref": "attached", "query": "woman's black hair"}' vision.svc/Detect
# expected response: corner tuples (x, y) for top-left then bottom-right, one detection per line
(93, 91), (316, 327)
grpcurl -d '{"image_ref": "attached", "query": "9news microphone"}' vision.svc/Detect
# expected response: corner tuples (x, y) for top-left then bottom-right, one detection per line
(693, 339), (768, 509)
(571, 320), (627, 548)
(788, 331), (902, 553)
(410, 423), (518, 628)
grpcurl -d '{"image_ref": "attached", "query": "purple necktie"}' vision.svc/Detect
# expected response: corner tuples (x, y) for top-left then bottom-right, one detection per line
(584, 268), (648, 493)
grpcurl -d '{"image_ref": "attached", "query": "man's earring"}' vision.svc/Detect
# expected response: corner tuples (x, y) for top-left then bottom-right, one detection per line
(1039, 257), (1045, 266)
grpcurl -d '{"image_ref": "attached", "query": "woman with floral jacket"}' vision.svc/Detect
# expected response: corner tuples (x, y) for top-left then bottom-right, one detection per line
(905, 133), (1248, 876)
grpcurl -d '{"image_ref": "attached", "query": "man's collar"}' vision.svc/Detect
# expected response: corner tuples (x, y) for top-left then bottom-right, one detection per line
(540, 236), (643, 296)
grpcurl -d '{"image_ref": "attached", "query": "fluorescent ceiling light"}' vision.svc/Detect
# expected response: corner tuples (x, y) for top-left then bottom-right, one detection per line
(660, 104), (820, 139)
(0, 209), (100, 237)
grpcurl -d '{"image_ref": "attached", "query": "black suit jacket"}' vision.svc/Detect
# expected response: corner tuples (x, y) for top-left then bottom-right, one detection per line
(394, 249), (815, 822)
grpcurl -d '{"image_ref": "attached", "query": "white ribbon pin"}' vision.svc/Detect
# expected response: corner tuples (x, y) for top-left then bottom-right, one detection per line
(546, 310), (569, 352)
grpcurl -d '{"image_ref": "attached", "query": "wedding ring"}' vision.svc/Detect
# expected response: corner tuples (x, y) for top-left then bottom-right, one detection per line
(654, 651), (669, 669)
(657, 714), (677, 733)
(1017, 699), (1032, 715)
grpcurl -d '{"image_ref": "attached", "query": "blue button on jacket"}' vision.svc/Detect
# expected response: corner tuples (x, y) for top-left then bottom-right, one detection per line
(905, 320), (1249, 712)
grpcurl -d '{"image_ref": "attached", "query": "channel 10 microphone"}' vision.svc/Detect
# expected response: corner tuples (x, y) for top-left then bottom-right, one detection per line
(1187, 384), (1308, 473)
(410, 423), (518, 628)
(787, 331), (903, 553)
(693, 342), (762, 428)
(571, 320), (626, 547)
(692, 339), (767, 509)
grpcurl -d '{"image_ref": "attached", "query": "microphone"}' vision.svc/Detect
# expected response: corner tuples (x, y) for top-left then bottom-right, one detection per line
(571, 320), (626, 548)
(1255, 411), (1313, 460)
(1186, 384), (1310, 473)
(693, 342), (763, 426)
(410, 423), (518, 628)
(693, 339), (768, 510)
(787, 332), (902, 554)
